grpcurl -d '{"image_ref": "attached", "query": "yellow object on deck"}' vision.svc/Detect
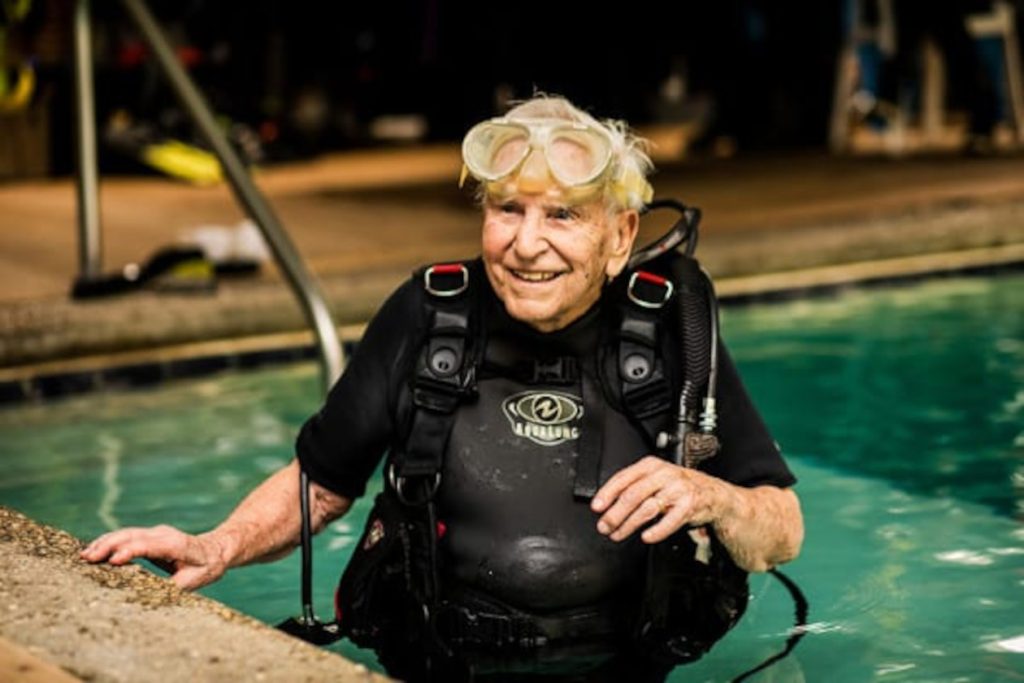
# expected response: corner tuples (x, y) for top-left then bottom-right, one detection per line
(141, 139), (225, 186)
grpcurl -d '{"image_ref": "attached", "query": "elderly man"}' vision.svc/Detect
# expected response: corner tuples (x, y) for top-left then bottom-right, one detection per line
(82, 95), (802, 682)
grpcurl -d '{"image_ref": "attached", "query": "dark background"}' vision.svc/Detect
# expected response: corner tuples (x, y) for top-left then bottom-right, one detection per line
(4, 0), (1021, 174)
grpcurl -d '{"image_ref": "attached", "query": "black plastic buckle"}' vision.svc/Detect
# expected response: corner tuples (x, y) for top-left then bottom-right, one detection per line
(532, 357), (578, 384)
(412, 379), (463, 413)
(424, 264), (469, 297)
(627, 270), (674, 309)
(623, 378), (673, 419)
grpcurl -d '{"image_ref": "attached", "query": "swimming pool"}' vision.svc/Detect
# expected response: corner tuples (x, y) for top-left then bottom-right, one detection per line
(1, 273), (1021, 681)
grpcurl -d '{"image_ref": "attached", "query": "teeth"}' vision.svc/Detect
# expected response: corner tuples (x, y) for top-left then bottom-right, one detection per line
(513, 270), (558, 282)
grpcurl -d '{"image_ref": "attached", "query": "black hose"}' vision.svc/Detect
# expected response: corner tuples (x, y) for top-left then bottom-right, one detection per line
(641, 198), (689, 215)
(629, 200), (700, 270)
(299, 469), (315, 623)
(683, 207), (701, 257)
(730, 569), (809, 682)
(673, 253), (714, 465)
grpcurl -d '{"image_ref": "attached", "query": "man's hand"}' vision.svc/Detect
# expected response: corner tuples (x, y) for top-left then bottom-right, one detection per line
(591, 455), (726, 544)
(591, 455), (803, 572)
(80, 525), (230, 590)
(79, 460), (353, 590)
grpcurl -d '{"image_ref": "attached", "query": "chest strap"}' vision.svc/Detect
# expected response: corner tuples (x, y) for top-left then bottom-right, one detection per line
(482, 336), (580, 386)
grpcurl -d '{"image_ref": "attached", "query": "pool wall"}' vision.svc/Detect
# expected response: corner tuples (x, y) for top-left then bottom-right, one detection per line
(2, 240), (1021, 407)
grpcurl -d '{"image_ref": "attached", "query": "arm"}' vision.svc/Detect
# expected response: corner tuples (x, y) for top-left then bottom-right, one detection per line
(591, 456), (803, 572)
(80, 459), (351, 590)
(82, 279), (422, 589)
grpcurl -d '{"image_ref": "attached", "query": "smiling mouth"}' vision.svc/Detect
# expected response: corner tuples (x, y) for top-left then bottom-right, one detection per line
(510, 269), (563, 283)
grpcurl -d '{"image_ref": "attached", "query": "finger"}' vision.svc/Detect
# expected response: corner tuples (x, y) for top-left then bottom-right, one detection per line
(591, 456), (664, 512)
(596, 472), (673, 534)
(171, 565), (212, 591)
(608, 496), (665, 542)
(640, 504), (691, 544)
(108, 537), (166, 565)
(80, 528), (146, 561)
(102, 528), (187, 566)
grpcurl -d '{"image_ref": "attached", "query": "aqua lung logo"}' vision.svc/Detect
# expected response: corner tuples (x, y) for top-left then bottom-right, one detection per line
(502, 391), (583, 446)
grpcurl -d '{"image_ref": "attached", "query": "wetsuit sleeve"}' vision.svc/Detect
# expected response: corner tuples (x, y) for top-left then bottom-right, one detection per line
(295, 278), (425, 499)
(699, 342), (797, 489)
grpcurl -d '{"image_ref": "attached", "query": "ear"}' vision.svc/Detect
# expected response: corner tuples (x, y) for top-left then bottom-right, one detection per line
(604, 209), (639, 281)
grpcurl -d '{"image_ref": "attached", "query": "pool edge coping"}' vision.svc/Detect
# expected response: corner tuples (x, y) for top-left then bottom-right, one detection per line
(0, 506), (392, 683)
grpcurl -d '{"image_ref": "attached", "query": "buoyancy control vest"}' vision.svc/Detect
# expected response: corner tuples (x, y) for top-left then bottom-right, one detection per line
(334, 205), (750, 674)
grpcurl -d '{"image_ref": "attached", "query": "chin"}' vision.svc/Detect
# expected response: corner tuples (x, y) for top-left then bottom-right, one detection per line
(503, 299), (559, 330)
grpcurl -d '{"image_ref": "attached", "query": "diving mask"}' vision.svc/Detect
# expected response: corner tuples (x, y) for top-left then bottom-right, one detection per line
(460, 116), (653, 206)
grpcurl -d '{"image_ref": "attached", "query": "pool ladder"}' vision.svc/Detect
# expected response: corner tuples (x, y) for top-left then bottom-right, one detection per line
(72, 0), (344, 640)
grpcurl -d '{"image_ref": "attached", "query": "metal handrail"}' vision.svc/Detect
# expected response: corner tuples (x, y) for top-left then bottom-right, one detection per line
(73, 0), (343, 393)
(73, 0), (101, 279)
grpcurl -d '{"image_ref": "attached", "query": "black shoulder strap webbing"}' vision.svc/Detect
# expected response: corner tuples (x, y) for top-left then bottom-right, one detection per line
(572, 270), (678, 500)
(616, 270), (676, 447)
(390, 263), (479, 502)
(572, 367), (606, 499)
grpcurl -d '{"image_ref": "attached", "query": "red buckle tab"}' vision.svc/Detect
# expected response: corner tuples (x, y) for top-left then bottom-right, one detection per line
(636, 271), (667, 286)
(424, 263), (469, 297)
(627, 270), (674, 309)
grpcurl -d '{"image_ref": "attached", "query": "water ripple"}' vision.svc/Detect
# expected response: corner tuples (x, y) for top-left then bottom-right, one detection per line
(794, 621), (850, 635)
(988, 546), (1024, 556)
(982, 635), (1024, 653)
(934, 550), (995, 566)
(876, 662), (916, 676)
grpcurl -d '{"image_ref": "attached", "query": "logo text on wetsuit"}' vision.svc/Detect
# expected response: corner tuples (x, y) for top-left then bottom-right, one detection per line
(501, 391), (583, 446)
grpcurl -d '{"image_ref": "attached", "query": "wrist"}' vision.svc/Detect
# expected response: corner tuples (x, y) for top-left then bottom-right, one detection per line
(199, 527), (236, 572)
(708, 477), (746, 535)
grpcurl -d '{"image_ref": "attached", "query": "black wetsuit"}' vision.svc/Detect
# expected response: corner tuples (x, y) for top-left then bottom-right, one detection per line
(297, 261), (796, 681)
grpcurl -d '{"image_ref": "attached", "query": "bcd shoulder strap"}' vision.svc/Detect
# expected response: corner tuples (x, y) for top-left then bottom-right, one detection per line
(614, 252), (717, 466)
(389, 262), (480, 503)
(380, 261), (483, 663)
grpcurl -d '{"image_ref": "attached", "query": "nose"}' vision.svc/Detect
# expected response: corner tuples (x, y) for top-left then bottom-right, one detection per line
(512, 206), (548, 261)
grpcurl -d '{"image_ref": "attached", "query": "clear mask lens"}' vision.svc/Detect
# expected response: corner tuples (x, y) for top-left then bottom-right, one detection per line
(462, 119), (613, 188)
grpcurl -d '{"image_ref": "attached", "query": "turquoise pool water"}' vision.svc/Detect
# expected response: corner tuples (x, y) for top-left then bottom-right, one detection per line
(1, 273), (1022, 681)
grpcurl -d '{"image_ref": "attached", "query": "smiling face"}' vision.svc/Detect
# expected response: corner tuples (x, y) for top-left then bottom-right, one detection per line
(481, 156), (639, 332)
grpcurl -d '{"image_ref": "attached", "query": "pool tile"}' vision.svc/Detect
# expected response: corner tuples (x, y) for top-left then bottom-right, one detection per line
(35, 371), (98, 399)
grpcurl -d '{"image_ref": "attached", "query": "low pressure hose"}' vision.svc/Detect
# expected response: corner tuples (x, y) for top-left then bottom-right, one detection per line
(699, 267), (720, 435)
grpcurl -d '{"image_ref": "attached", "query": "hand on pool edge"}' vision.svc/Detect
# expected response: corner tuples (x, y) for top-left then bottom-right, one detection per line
(80, 524), (229, 591)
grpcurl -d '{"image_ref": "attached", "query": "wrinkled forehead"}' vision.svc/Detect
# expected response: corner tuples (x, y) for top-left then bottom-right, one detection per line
(484, 179), (609, 216)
